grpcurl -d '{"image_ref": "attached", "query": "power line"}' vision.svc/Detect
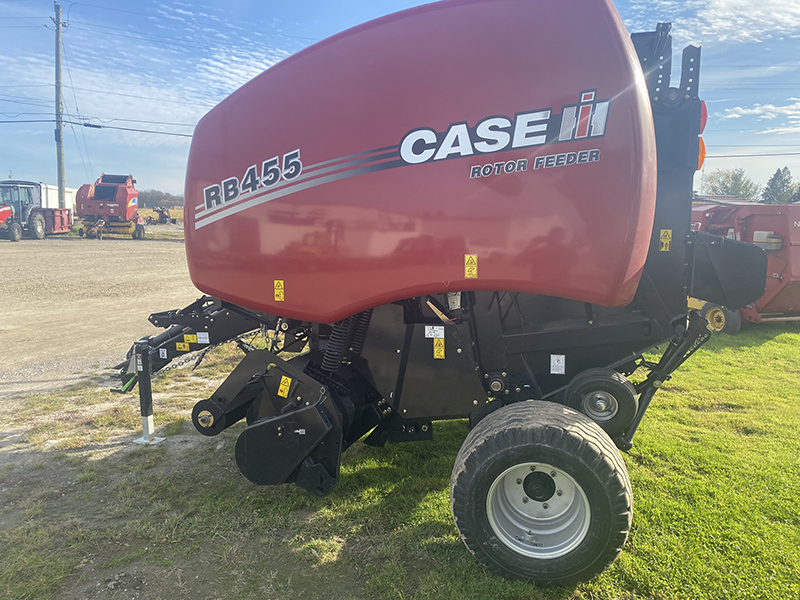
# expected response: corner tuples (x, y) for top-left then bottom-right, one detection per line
(0, 110), (196, 127)
(62, 34), (93, 180)
(706, 152), (800, 158)
(87, 116), (195, 127)
(70, 121), (192, 137)
(64, 85), (215, 107)
(709, 145), (800, 148)
(0, 118), (193, 137)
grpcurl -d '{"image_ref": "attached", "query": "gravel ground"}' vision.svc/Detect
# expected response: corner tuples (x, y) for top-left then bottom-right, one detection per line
(0, 236), (199, 400)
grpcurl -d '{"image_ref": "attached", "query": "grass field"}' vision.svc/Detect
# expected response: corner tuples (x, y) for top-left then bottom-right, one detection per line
(1, 324), (799, 599)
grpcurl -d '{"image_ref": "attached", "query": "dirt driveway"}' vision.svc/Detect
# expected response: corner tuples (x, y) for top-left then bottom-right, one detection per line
(0, 237), (199, 400)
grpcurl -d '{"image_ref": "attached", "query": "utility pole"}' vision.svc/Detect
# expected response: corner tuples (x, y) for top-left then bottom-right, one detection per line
(52, 1), (65, 209)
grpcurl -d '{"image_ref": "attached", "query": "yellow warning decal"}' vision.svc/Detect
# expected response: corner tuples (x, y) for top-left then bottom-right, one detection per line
(277, 375), (292, 398)
(464, 254), (478, 279)
(659, 229), (672, 252)
(274, 279), (285, 302)
(184, 334), (197, 344)
(433, 337), (445, 360)
(176, 342), (190, 352)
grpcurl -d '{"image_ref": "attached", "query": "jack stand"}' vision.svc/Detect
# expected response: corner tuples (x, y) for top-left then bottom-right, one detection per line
(132, 341), (165, 445)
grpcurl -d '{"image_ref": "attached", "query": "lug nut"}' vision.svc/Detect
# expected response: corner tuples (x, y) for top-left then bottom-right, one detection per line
(543, 503), (549, 509)
(516, 479), (522, 485)
(522, 497), (528, 503)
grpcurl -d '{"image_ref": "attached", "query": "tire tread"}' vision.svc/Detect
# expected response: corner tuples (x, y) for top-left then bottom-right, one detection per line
(451, 401), (632, 585)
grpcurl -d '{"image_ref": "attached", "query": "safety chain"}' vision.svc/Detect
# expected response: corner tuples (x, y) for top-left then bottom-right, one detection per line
(155, 329), (269, 377)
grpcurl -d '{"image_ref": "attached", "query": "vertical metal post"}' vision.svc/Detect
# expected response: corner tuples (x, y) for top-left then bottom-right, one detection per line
(133, 341), (165, 445)
(53, 1), (66, 209)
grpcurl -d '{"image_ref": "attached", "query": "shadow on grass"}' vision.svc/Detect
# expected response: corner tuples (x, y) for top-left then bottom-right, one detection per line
(1, 417), (580, 600)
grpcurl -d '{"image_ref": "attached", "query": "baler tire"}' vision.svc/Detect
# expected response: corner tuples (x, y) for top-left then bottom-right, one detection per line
(450, 401), (632, 586)
(721, 308), (741, 334)
(8, 222), (22, 242)
(700, 303), (726, 333)
(78, 227), (84, 237)
(563, 368), (638, 438)
(28, 212), (45, 239)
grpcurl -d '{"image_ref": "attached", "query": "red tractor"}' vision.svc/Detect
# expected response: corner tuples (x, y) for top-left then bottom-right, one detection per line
(76, 174), (145, 239)
(0, 180), (73, 241)
(119, 0), (767, 585)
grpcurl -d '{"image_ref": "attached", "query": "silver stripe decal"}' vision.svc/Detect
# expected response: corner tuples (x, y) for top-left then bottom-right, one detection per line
(195, 159), (406, 230)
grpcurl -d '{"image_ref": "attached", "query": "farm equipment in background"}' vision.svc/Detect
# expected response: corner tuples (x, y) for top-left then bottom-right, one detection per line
(76, 174), (145, 239)
(146, 206), (176, 225)
(0, 180), (74, 242)
(118, 0), (767, 586)
(691, 201), (800, 332)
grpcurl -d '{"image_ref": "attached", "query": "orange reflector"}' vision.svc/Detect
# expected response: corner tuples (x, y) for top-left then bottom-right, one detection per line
(700, 100), (708, 134)
(697, 137), (706, 170)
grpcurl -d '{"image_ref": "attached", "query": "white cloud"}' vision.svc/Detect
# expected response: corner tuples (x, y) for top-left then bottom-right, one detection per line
(719, 101), (800, 134)
(624, 0), (800, 46)
(722, 101), (800, 120)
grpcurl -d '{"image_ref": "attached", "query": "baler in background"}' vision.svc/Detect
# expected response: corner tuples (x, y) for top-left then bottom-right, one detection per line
(118, 0), (767, 585)
(76, 174), (146, 239)
(691, 201), (800, 332)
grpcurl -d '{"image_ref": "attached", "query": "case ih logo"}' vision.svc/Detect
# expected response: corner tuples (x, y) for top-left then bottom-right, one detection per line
(399, 90), (610, 165)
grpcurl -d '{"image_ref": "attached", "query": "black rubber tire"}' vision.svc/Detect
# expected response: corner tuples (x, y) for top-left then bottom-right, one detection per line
(28, 212), (45, 239)
(563, 368), (638, 438)
(721, 308), (741, 334)
(699, 303), (741, 334)
(78, 227), (84, 237)
(8, 221), (22, 242)
(451, 401), (632, 586)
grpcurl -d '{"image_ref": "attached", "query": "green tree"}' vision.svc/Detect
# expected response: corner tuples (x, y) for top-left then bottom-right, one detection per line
(703, 168), (761, 201)
(761, 167), (796, 204)
(138, 189), (184, 208)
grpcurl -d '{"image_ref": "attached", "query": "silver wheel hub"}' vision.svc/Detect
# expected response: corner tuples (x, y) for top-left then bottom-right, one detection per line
(486, 462), (590, 559)
(582, 391), (618, 422)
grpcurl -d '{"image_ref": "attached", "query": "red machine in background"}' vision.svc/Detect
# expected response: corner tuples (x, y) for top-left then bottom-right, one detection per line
(76, 174), (145, 239)
(692, 201), (800, 329)
(0, 180), (73, 241)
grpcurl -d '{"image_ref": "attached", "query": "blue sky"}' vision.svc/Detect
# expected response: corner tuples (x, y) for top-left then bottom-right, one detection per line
(1, 0), (798, 195)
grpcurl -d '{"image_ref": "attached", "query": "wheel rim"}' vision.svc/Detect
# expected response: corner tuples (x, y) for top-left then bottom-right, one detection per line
(705, 306), (726, 332)
(486, 462), (591, 559)
(581, 391), (619, 422)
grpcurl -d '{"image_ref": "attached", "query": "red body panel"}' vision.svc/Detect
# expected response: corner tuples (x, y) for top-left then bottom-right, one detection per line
(692, 203), (800, 316)
(39, 208), (73, 234)
(184, 0), (656, 323)
(76, 175), (139, 222)
(0, 205), (11, 226)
